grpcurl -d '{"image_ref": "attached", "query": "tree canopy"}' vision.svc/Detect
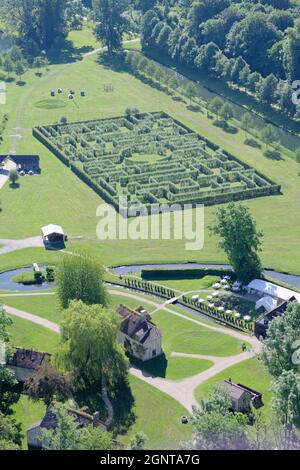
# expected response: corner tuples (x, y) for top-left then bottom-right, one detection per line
(56, 300), (128, 388)
(57, 250), (108, 310)
(210, 202), (263, 283)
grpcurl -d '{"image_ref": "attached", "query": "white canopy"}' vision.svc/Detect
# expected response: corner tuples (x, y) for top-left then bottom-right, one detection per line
(255, 295), (277, 312)
(247, 279), (300, 303)
(42, 224), (64, 237)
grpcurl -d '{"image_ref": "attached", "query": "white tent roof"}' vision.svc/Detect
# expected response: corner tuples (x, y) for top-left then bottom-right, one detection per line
(42, 224), (64, 237)
(247, 279), (300, 303)
(255, 295), (277, 312)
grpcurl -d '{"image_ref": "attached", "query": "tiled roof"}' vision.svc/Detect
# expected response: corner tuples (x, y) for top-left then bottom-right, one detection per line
(117, 304), (162, 344)
(7, 348), (51, 371)
(38, 405), (106, 431)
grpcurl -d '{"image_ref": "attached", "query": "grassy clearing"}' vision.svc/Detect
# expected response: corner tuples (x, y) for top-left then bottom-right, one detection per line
(12, 395), (45, 449)
(0, 31), (299, 274)
(1, 293), (60, 322)
(119, 375), (193, 449)
(152, 310), (245, 357)
(195, 357), (272, 414)
(7, 315), (59, 353)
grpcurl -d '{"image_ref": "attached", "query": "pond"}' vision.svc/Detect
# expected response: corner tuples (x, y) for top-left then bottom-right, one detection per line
(111, 263), (300, 290)
(0, 267), (56, 291)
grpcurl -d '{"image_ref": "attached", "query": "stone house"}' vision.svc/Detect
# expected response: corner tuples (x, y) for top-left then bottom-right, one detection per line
(117, 305), (163, 362)
(27, 405), (106, 450)
(221, 379), (263, 413)
(7, 348), (51, 382)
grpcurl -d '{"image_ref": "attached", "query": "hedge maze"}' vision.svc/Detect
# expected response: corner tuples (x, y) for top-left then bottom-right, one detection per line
(33, 112), (280, 214)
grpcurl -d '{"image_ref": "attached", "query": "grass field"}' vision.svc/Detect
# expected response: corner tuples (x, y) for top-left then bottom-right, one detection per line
(12, 395), (46, 449)
(0, 29), (299, 274)
(120, 375), (193, 449)
(7, 314), (59, 353)
(152, 309), (246, 357)
(195, 357), (272, 414)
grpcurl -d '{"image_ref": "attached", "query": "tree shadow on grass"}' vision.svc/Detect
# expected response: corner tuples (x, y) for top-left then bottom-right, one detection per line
(16, 80), (26, 87)
(186, 104), (201, 112)
(97, 52), (128, 73)
(109, 377), (136, 436)
(74, 376), (136, 437)
(264, 149), (283, 161)
(213, 120), (238, 134)
(9, 182), (20, 189)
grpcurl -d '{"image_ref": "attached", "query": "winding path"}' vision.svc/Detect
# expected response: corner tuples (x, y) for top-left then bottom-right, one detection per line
(2, 287), (261, 413)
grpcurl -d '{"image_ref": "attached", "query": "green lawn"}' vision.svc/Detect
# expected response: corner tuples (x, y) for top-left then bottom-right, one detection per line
(1, 293), (60, 322)
(195, 357), (272, 414)
(0, 38), (299, 274)
(12, 395), (45, 449)
(152, 310), (246, 357)
(7, 315), (59, 353)
(119, 375), (193, 449)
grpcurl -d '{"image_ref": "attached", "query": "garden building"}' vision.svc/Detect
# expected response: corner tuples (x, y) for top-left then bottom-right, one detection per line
(117, 304), (163, 362)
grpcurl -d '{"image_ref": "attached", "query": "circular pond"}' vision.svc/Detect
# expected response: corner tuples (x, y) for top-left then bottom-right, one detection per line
(0, 267), (56, 291)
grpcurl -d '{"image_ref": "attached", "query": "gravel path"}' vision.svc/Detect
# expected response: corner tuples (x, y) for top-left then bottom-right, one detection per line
(3, 304), (60, 333)
(3, 288), (260, 412)
(0, 236), (44, 254)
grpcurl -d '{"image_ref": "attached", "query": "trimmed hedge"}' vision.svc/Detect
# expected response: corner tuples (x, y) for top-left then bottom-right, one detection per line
(141, 267), (235, 280)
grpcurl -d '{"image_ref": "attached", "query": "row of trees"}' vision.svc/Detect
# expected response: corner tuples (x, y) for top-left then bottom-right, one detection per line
(141, 3), (300, 120)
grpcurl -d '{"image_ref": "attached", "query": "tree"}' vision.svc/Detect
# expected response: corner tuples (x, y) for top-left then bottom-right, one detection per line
(240, 113), (255, 138)
(3, 55), (13, 79)
(57, 249), (108, 309)
(184, 82), (198, 104)
(0, 308), (18, 415)
(15, 61), (25, 82)
(261, 301), (300, 378)
(284, 19), (300, 82)
(0, 413), (22, 450)
(272, 370), (300, 448)
(195, 42), (220, 73)
(260, 125), (279, 149)
(56, 300), (129, 389)
(259, 74), (278, 105)
(210, 202), (263, 283)
(25, 361), (73, 406)
(41, 403), (112, 450)
(208, 96), (224, 117)
(129, 431), (148, 450)
(77, 425), (112, 450)
(9, 169), (19, 186)
(219, 103), (234, 122)
(192, 387), (249, 450)
(2, 0), (69, 53)
(92, 0), (129, 54)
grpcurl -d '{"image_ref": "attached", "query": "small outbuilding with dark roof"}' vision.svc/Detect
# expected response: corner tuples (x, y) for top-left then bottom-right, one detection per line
(221, 379), (263, 413)
(7, 347), (51, 382)
(27, 404), (107, 450)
